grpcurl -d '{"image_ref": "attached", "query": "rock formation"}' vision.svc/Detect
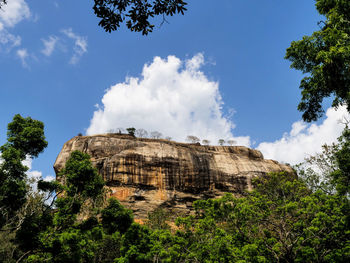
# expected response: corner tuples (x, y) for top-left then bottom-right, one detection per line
(54, 134), (294, 218)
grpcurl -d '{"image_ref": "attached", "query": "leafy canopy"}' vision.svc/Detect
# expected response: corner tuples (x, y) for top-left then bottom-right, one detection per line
(93, 0), (187, 35)
(170, 174), (350, 263)
(286, 0), (350, 121)
(102, 198), (133, 234)
(60, 150), (105, 200)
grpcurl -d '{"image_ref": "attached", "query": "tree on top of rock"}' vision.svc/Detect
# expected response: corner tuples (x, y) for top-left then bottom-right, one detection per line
(127, 127), (136, 136)
(218, 139), (225, 146)
(186, 135), (200, 144)
(150, 131), (162, 139)
(135, 128), (148, 138)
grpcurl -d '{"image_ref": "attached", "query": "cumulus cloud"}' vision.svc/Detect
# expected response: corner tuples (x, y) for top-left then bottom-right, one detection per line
(41, 35), (58, 56)
(16, 48), (28, 67)
(257, 106), (349, 165)
(0, 0), (30, 29)
(87, 54), (250, 146)
(61, 28), (87, 64)
(0, 0), (30, 52)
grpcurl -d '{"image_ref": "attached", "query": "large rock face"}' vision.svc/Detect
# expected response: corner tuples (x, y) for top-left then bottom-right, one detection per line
(54, 134), (294, 218)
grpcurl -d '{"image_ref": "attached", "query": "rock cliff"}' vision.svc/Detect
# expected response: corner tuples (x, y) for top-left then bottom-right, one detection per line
(54, 134), (294, 218)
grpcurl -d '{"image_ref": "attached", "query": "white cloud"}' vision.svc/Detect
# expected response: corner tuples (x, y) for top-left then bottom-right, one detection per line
(1, 155), (42, 181)
(43, 175), (55, 182)
(87, 54), (250, 146)
(0, 0), (30, 53)
(0, 30), (21, 49)
(1, 154), (53, 195)
(22, 157), (42, 182)
(41, 35), (58, 56)
(0, 0), (30, 29)
(16, 48), (28, 67)
(23, 157), (55, 194)
(257, 106), (349, 165)
(61, 28), (87, 64)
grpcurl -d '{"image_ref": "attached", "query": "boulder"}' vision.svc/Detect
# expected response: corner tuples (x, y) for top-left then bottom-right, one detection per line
(54, 134), (294, 218)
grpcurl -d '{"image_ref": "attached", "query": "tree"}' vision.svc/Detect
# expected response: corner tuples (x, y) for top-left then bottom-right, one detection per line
(150, 131), (162, 139)
(117, 223), (153, 263)
(227, 139), (236, 146)
(0, 114), (48, 262)
(146, 208), (171, 231)
(0, 114), (47, 228)
(296, 143), (338, 194)
(26, 151), (106, 262)
(60, 151), (105, 201)
(135, 128), (148, 138)
(93, 0), (187, 35)
(330, 126), (350, 196)
(186, 135), (200, 144)
(285, 0), (350, 122)
(202, 139), (210, 145)
(218, 139), (225, 146)
(117, 128), (126, 134)
(102, 198), (133, 235)
(171, 173), (349, 263)
(296, 125), (350, 196)
(126, 127), (136, 137)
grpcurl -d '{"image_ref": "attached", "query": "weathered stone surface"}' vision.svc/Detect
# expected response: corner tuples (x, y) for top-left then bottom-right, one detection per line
(54, 134), (294, 218)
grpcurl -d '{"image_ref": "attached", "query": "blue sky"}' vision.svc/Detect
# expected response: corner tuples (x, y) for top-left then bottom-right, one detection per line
(1, 0), (348, 179)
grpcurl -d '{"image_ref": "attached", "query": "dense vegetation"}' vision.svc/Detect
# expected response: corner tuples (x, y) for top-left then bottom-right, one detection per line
(0, 114), (349, 262)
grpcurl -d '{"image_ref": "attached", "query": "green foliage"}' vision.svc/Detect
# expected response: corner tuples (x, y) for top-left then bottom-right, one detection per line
(331, 126), (350, 196)
(0, 114), (47, 228)
(94, 232), (122, 263)
(0, 230), (19, 263)
(93, 0), (187, 35)
(117, 223), (152, 263)
(297, 126), (350, 196)
(285, 0), (350, 121)
(5, 114), (47, 158)
(0, 180), (52, 262)
(166, 173), (350, 263)
(1, 115), (349, 262)
(102, 198), (133, 234)
(126, 127), (136, 137)
(146, 207), (170, 230)
(60, 151), (105, 200)
(296, 143), (338, 194)
(26, 150), (108, 262)
(15, 207), (53, 252)
(37, 179), (62, 193)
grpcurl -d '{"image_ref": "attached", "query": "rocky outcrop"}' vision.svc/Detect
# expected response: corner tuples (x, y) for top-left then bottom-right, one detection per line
(54, 134), (294, 218)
